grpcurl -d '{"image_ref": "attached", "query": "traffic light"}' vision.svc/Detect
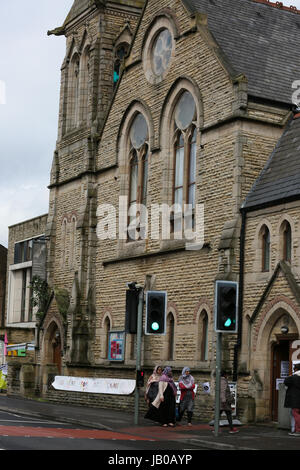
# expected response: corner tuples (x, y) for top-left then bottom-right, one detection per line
(145, 291), (167, 335)
(136, 369), (144, 388)
(215, 281), (238, 333)
(125, 288), (139, 334)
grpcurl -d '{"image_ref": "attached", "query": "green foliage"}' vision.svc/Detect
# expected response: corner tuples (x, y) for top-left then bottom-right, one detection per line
(30, 276), (51, 320)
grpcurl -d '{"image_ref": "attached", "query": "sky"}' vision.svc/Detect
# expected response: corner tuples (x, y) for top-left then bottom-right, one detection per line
(0, 1), (73, 247)
(1, 0), (300, 249)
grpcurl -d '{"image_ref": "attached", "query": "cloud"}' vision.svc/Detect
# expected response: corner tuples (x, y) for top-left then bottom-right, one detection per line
(0, 0), (73, 248)
(0, 181), (49, 247)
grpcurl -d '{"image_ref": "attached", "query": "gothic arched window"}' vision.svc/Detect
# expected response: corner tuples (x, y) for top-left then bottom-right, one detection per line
(172, 91), (197, 230)
(282, 220), (292, 263)
(261, 225), (270, 272)
(114, 43), (129, 88)
(128, 113), (149, 241)
(67, 54), (80, 131)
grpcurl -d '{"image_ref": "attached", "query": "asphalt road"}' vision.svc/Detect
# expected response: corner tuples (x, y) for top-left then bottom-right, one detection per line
(0, 409), (202, 453)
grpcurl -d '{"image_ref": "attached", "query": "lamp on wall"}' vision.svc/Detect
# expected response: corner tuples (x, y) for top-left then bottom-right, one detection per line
(281, 325), (289, 334)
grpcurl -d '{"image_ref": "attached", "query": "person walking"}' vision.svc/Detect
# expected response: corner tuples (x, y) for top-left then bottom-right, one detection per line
(144, 365), (162, 406)
(177, 366), (195, 426)
(284, 362), (300, 436)
(220, 370), (239, 434)
(145, 366), (177, 427)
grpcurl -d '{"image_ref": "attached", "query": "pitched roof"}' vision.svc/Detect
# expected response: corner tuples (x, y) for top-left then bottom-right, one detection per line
(64, 0), (92, 26)
(182, 0), (300, 104)
(242, 114), (300, 210)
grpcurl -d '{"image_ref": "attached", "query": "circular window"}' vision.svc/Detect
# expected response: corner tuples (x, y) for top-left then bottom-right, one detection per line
(143, 18), (175, 84)
(130, 113), (148, 149)
(175, 91), (196, 130)
(152, 29), (173, 77)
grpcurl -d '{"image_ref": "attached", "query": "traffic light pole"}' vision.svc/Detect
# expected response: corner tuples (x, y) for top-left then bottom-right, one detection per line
(214, 332), (222, 437)
(134, 287), (144, 425)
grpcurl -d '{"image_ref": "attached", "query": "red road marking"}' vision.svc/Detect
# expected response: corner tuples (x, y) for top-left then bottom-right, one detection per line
(0, 426), (153, 441)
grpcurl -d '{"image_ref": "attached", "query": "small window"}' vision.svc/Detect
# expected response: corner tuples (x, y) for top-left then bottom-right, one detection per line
(282, 221), (292, 263)
(113, 43), (129, 87)
(199, 310), (208, 361)
(166, 312), (175, 360)
(261, 225), (270, 272)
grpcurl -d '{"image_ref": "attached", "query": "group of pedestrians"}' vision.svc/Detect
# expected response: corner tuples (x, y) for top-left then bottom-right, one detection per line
(144, 365), (195, 427)
(144, 365), (238, 433)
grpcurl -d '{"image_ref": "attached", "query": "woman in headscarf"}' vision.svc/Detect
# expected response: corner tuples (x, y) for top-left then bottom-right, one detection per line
(144, 365), (162, 406)
(177, 366), (195, 426)
(145, 366), (177, 426)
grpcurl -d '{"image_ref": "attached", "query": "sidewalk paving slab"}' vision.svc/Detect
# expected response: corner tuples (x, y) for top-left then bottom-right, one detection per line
(0, 395), (300, 450)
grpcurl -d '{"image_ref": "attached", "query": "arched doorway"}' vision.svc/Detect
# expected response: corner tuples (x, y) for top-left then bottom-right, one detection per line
(44, 321), (62, 375)
(253, 303), (299, 421)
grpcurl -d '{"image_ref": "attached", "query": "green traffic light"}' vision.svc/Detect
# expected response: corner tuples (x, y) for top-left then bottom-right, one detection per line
(151, 322), (159, 331)
(224, 318), (232, 328)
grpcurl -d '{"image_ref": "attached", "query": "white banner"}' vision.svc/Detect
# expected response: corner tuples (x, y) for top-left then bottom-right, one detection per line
(52, 376), (136, 395)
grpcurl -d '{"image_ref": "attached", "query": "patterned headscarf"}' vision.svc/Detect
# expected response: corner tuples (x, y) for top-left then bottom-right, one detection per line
(178, 366), (194, 389)
(145, 365), (162, 394)
(160, 366), (177, 395)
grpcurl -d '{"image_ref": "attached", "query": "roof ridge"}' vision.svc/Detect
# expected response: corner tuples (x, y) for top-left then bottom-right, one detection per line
(252, 0), (300, 15)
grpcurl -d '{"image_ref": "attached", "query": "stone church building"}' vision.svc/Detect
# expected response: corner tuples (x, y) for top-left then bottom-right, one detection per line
(4, 0), (300, 423)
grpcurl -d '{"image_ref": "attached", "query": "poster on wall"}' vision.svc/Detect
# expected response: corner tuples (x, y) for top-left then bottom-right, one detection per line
(108, 331), (125, 361)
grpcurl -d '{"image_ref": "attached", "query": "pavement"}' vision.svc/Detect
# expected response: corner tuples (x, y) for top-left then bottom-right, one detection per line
(0, 393), (299, 450)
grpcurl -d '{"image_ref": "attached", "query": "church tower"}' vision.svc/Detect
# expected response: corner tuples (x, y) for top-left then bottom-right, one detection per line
(41, 0), (143, 370)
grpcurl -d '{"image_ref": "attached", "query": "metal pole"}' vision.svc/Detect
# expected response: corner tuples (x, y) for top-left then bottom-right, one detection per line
(214, 332), (222, 437)
(134, 288), (144, 425)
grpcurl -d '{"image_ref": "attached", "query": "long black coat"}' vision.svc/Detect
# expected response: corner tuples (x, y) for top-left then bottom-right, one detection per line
(284, 374), (300, 408)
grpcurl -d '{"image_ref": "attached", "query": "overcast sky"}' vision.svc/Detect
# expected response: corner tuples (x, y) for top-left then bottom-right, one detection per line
(1, 0), (300, 248)
(0, 1), (73, 247)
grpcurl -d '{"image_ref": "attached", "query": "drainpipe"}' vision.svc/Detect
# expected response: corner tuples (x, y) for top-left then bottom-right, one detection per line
(233, 208), (246, 382)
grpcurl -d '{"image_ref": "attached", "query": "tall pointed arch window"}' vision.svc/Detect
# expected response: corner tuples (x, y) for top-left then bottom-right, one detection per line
(172, 91), (197, 230)
(282, 221), (292, 263)
(114, 43), (129, 88)
(128, 113), (149, 241)
(67, 54), (80, 131)
(78, 46), (90, 124)
(261, 225), (270, 272)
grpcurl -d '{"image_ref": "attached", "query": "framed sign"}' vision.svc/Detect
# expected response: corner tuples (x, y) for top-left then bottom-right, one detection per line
(108, 331), (125, 361)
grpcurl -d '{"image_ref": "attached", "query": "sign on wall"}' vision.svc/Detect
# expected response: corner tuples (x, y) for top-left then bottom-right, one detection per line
(108, 331), (125, 361)
(52, 376), (136, 395)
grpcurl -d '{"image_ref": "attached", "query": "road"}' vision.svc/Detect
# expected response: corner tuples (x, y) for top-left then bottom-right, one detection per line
(0, 409), (202, 452)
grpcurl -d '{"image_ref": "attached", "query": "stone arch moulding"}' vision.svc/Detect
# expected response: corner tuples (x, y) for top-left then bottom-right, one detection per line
(41, 313), (65, 364)
(193, 297), (213, 323)
(117, 99), (155, 160)
(141, 7), (181, 54)
(253, 295), (300, 353)
(159, 76), (204, 150)
(100, 307), (113, 329)
(166, 301), (179, 325)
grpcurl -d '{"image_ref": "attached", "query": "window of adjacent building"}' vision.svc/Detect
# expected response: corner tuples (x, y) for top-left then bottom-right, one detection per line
(128, 113), (149, 241)
(172, 91), (197, 231)
(282, 221), (292, 263)
(113, 43), (129, 87)
(8, 237), (46, 324)
(261, 225), (270, 272)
